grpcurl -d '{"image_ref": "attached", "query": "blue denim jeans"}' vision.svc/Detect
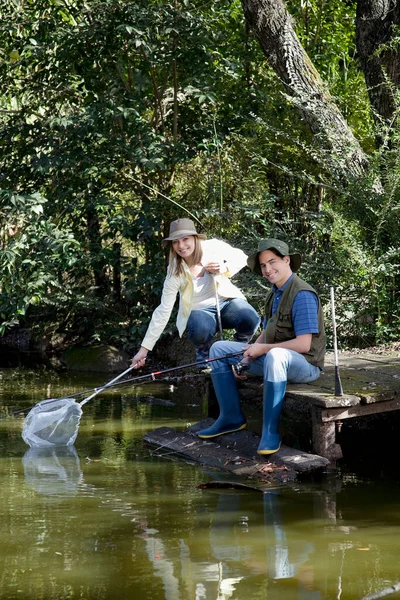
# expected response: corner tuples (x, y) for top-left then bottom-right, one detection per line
(187, 299), (260, 361)
(209, 340), (321, 384)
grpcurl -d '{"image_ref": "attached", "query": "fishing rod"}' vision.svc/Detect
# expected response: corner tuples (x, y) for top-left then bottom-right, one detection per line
(330, 286), (344, 396)
(126, 175), (205, 230)
(213, 274), (224, 340)
(80, 350), (244, 394)
(8, 350), (244, 417)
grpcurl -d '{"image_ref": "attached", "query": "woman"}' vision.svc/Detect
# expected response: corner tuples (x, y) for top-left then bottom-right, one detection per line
(131, 218), (260, 369)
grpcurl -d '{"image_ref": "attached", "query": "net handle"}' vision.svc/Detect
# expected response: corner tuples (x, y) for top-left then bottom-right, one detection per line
(79, 364), (136, 407)
(10, 352), (244, 418)
(77, 351), (244, 406)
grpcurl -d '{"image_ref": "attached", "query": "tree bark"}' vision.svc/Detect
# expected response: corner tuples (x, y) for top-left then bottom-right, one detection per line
(356, 0), (400, 128)
(241, 0), (369, 180)
(112, 242), (121, 302)
(85, 200), (110, 296)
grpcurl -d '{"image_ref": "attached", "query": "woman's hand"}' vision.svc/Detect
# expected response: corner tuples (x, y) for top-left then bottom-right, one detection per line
(131, 347), (148, 368)
(204, 261), (221, 274)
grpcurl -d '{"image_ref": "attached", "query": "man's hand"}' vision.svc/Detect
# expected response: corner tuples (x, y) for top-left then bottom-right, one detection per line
(243, 343), (268, 360)
(243, 334), (313, 360)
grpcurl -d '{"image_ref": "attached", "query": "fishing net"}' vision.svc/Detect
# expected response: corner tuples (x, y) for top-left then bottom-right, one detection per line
(22, 398), (83, 448)
(21, 353), (243, 449)
(22, 364), (135, 448)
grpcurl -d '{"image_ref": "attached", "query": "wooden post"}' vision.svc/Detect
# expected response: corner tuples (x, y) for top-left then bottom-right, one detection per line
(311, 406), (343, 460)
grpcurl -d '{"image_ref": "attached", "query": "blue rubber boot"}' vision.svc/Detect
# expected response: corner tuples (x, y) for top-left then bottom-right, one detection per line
(257, 381), (287, 455)
(197, 369), (247, 438)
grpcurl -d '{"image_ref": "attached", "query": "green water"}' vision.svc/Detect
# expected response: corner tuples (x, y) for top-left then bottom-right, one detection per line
(0, 368), (399, 600)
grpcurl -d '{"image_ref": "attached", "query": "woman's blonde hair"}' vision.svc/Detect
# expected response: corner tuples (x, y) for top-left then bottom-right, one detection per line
(168, 236), (203, 276)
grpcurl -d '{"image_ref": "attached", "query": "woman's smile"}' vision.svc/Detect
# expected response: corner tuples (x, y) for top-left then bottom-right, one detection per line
(173, 235), (196, 259)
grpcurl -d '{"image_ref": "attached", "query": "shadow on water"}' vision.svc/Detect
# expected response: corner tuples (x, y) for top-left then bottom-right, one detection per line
(0, 368), (400, 599)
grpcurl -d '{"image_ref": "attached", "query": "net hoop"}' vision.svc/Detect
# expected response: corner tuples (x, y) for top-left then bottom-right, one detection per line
(22, 398), (83, 448)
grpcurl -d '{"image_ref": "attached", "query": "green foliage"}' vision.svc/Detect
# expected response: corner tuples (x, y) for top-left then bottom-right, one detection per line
(327, 130), (400, 346)
(0, 190), (80, 334)
(0, 0), (398, 352)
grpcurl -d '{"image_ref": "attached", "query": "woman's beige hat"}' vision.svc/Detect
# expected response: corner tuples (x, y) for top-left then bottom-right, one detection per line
(162, 218), (207, 247)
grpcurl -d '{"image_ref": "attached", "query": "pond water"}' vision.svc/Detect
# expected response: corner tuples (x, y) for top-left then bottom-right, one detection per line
(0, 367), (400, 600)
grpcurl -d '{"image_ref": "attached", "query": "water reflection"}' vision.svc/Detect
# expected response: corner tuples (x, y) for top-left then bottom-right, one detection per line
(263, 491), (322, 599)
(132, 483), (334, 600)
(22, 445), (83, 496)
(11, 442), (400, 600)
(2, 369), (400, 600)
(204, 489), (322, 598)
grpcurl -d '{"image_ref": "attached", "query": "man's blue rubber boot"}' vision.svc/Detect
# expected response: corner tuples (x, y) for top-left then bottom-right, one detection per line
(257, 381), (287, 455)
(197, 369), (247, 438)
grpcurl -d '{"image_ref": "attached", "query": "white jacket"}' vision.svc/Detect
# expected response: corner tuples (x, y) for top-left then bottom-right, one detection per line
(141, 238), (248, 351)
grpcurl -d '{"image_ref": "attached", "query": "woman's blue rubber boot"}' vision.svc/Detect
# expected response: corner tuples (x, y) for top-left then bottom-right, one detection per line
(197, 369), (247, 438)
(257, 381), (287, 455)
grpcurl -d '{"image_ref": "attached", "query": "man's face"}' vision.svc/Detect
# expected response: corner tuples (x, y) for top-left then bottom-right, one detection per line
(258, 249), (292, 288)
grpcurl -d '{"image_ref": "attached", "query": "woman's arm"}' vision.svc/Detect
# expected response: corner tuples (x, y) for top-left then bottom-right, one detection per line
(131, 274), (181, 367)
(201, 239), (248, 277)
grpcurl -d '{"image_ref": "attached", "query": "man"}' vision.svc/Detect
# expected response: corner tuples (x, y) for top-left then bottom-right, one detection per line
(197, 238), (326, 455)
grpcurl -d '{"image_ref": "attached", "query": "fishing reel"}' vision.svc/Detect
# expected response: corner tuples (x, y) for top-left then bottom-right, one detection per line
(232, 361), (250, 377)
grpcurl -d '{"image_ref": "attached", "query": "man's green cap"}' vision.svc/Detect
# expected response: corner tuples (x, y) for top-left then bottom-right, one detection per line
(247, 238), (302, 275)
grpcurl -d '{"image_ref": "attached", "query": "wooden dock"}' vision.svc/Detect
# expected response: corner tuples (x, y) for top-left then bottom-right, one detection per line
(144, 346), (399, 482)
(144, 420), (329, 486)
(238, 347), (400, 460)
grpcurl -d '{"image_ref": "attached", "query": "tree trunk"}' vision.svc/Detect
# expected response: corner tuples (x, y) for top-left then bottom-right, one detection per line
(356, 0), (400, 130)
(85, 200), (110, 296)
(112, 242), (121, 302)
(241, 0), (369, 181)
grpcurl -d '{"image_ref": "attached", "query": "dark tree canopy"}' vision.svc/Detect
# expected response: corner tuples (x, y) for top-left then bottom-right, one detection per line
(0, 0), (399, 351)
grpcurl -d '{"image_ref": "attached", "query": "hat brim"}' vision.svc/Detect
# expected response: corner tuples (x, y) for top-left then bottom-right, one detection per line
(247, 252), (302, 275)
(162, 232), (207, 248)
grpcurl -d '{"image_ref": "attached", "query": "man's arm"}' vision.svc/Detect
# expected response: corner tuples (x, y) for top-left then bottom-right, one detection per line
(246, 290), (318, 359)
(243, 334), (312, 360)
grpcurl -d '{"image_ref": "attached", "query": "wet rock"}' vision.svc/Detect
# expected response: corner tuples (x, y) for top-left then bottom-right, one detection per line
(61, 345), (130, 372)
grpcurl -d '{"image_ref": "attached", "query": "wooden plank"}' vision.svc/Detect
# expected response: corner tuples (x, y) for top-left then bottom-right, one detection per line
(144, 426), (296, 484)
(324, 351), (400, 367)
(143, 419), (329, 485)
(317, 397), (400, 422)
(285, 387), (361, 408)
(188, 420), (330, 472)
(318, 370), (398, 396)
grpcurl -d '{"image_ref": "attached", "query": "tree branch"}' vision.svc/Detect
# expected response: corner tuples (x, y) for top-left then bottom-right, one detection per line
(241, 0), (370, 181)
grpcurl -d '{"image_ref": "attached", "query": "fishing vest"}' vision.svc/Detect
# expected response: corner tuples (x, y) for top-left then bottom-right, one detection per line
(264, 274), (326, 367)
